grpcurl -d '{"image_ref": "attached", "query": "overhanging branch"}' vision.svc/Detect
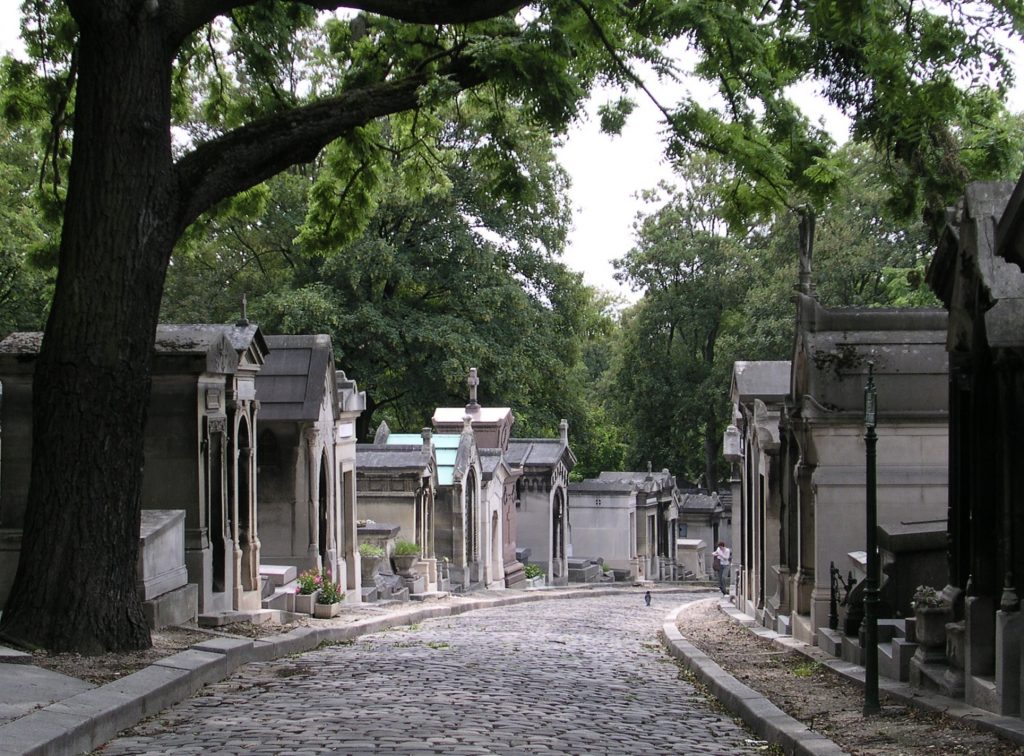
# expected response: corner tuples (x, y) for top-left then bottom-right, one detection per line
(174, 58), (486, 231)
(166, 0), (523, 43)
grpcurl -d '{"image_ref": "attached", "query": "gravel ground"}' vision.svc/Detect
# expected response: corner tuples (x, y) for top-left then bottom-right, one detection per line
(675, 598), (1024, 755)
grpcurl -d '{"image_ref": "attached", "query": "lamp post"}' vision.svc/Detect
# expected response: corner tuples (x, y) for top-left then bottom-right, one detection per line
(863, 361), (880, 715)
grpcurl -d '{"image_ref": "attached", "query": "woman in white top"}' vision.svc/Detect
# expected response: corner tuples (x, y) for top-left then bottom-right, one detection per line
(712, 541), (732, 595)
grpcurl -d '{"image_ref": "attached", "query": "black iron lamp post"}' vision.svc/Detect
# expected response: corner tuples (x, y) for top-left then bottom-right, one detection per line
(863, 361), (880, 715)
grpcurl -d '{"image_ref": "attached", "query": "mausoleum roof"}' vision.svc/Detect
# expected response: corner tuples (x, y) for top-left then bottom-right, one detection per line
(0, 324), (268, 373)
(679, 491), (722, 514)
(152, 324), (264, 355)
(257, 335), (333, 422)
(356, 444), (432, 473)
(387, 432), (463, 486)
(506, 438), (575, 471)
(792, 294), (948, 416)
(433, 406), (512, 425)
(731, 361), (791, 403)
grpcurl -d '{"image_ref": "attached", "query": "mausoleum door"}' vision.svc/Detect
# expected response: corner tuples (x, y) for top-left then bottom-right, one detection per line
(552, 488), (565, 568)
(491, 511), (501, 583)
(204, 418), (227, 596)
(318, 450), (329, 574)
(465, 470), (478, 570)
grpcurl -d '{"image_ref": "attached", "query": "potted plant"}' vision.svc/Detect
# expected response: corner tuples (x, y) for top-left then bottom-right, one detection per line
(912, 584), (951, 659)
(313, 579), (345, 618)
(359, 542), (385, 582)
(392, 539), (421, 577)
(294, 568), (322, 615)
(523, 563), (545, 588)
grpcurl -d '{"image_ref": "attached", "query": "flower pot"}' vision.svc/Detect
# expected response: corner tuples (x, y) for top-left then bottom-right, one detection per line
(392, 553), (420, 578)
(313, 601), (341, 619)
(295, 590), (319, 615)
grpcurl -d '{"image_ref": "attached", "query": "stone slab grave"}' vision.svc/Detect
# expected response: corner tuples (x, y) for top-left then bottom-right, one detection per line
(138, 510), (196, 629)
(567, 557), (602, 583)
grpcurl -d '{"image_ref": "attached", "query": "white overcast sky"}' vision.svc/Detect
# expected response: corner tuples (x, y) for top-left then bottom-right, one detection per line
(0, 6), (1019, 302)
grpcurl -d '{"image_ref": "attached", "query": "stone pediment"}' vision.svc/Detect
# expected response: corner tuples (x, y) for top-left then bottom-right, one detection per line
(206, 333), (239, 375)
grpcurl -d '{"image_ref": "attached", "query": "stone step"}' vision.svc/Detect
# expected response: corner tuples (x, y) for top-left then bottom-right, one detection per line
(360, 586), (378, 603)
(259, 564), (297, 586)
(818, 627), (843, 657)
(262, 588), (294, 613)
(0, 644), (31, 664)
(198, 608), (278, 628)
(410, 591), (450, 602)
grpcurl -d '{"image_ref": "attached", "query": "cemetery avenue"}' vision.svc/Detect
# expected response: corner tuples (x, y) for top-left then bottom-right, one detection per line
(100, 592), (763, 755)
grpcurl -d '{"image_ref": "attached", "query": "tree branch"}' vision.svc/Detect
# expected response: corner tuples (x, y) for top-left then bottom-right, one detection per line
(164, 0), (523, 43)
(174, 57), (486, 231)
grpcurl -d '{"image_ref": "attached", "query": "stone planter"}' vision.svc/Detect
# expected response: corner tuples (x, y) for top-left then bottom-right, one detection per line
(360, 555), (381, 583)
(295, 590), (319, 615)
(392, 553), (420, 578)
(914, 605), (951, 663)
(313, 601), (341, 619)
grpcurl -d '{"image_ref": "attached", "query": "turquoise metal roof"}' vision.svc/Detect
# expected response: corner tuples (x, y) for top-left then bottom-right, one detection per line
(386, 433), (461, 486)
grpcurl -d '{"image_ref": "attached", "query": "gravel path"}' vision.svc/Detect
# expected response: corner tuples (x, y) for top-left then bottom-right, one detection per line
(676, 598), (1024, 755)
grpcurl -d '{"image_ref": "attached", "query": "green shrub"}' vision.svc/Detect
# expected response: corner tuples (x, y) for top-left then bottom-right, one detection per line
(523, 563), (544, 579)
(393, 539), (420, 556)
(359, 542), (385, 558)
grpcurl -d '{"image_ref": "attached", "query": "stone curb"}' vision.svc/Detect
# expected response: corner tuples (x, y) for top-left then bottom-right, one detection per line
(716, 599), (1024, 748)
(0, 584), (687, 756)
(659, 604), (847, 756)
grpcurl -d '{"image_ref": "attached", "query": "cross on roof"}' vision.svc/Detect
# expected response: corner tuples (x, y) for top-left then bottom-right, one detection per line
(467, 367), (480, 408)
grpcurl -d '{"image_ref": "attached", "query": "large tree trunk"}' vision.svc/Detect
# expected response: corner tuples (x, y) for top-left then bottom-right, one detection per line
(0, 6), (176, 652)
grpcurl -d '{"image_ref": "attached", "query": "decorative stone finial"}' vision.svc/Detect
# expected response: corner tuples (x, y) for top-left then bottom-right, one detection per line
(463, 414), (473, 433)
(421, 427), (432, 453)
(559, 418), (568, 444)
(466, 367), (480, 409)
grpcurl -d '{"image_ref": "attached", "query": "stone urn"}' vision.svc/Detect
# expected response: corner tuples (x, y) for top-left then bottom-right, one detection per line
(914, 605), (952, 663)
(360, 555), (381, 583)
(392, 553), (420, 578)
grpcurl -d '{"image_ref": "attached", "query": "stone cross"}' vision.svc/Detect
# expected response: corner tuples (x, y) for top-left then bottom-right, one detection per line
(237, 292), (250, 326)
(467, 367), (480, 408)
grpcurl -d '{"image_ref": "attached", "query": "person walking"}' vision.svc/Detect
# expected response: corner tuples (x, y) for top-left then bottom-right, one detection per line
(712, 541), (732, 595)
(644, 590), (651, 607)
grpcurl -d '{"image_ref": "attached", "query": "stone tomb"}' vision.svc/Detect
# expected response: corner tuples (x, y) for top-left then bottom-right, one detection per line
(506, 422), (577, 586)
(255, 335), (364, 604)
(433, 370), (524, 589)
(0, 324), (268, 616)
(925, 178), (1024, 718)
(137, 509), (197, 629)
(356, 427), (439, 596)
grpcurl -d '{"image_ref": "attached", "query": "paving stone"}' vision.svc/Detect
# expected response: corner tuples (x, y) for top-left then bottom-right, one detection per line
(101, 593), (758, 754)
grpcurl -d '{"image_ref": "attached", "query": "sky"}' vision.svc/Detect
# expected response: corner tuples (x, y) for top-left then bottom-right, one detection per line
(0, 6), (1019, 303)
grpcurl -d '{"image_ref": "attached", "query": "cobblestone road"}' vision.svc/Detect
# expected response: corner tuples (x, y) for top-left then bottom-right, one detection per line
(104, 591), (762, 755)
